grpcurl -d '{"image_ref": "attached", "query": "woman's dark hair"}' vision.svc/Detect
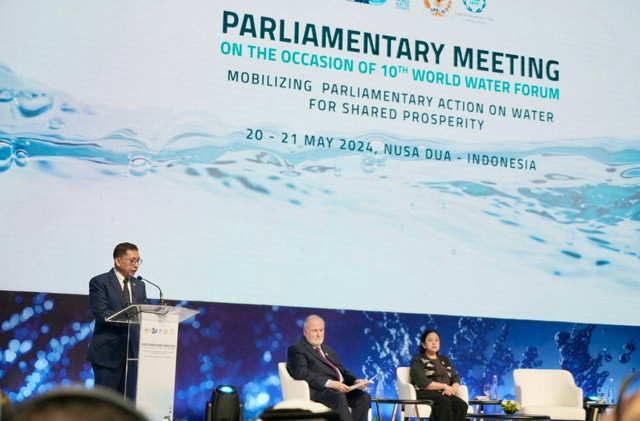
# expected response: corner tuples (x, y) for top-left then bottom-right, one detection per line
(418, 329), (441, 354)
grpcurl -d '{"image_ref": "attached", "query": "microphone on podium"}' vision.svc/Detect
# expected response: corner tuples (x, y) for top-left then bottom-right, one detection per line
(136, 275), (165, 305)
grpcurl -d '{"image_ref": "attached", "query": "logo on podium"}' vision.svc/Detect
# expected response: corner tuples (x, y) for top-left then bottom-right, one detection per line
(462, 0), (487, 13)
(424, 0), (452, 17)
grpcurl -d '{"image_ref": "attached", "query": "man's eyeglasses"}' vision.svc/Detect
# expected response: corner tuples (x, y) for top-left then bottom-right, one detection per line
(125, 258), (143, 265)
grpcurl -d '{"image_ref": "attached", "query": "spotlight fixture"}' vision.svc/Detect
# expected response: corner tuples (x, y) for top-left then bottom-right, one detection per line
(205, 385), (242, 421)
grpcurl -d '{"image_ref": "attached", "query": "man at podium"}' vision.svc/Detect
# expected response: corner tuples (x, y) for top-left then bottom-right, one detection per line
(87, 242), (148, 400)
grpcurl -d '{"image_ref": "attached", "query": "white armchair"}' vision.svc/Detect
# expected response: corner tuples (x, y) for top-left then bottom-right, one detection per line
(278, 362), (372, 421)
(273, 398), (334, 413)
(513, 368), (585, 420)
(278, 362), (330, 410)
(396, 366), (469, 420)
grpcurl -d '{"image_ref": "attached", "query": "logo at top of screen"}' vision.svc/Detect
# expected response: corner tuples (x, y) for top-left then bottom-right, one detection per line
(424, 0), (452, 16)
(462, 0), (486, 13)
(346, 0), (388, 5)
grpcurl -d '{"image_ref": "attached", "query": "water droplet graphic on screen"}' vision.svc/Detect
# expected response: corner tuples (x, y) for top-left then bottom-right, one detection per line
(280, 170), (300, 177)
(334, 159), (342, 177)
(48, 118), (65, 130)
(263, 152), (283, 167)
(620, 167), (640, 179)
(13, 90), (53, 117)
(128, 155), (150, 176)
(0, 88), (14, 102)
(60, 102), (76, 113)
(14, 150), (28, 167)
(361, 159), (376, 174)
(365, 138), (387, 164)
(565, 230), (575, 245)
(624, 340), (636, 352)
(0, 139), (13, 172)
(546, 173), (579, 181)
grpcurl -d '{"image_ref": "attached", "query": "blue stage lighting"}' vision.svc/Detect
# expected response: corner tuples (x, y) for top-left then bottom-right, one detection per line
(205, 384), (242, 421)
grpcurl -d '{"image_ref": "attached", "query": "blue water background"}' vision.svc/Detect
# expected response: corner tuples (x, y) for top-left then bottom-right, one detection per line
(0, 291), (638, 420)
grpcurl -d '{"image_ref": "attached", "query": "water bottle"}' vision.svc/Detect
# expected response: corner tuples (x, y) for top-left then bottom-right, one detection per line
(491, 375), (499, 400)
(375, 371), (384, 398)
(607, 378), (615, 404)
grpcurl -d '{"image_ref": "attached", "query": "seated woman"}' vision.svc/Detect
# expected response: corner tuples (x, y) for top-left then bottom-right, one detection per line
(410, 329), (468, 421)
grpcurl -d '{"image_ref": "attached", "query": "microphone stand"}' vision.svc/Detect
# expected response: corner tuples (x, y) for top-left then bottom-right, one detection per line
(136, 276), (165, 305)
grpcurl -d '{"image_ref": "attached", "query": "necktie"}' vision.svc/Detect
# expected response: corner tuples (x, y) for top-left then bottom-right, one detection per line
(123, 278), (132, 305)
(315, 346), (342, 382)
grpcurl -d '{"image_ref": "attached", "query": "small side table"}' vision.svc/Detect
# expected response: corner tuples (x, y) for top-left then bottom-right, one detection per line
(469, 399), (503, 414)
(371, 398), (433, 421)
(584, 402), (616, 421)
(466, 413), (551, 421)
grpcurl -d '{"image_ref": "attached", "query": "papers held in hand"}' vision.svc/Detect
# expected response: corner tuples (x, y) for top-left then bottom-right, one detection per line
(346, 373), (379, 392)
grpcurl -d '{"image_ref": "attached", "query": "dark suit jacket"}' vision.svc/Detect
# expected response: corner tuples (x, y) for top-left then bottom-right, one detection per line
(286, 338), (358, 392)
(87, 268), (147, 368)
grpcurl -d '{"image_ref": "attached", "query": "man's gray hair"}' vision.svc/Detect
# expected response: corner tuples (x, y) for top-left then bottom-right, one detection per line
(303, 314), (324, 328)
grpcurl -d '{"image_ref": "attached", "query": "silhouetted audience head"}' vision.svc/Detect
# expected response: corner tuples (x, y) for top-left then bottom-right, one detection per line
(1, 390), (17, 420)
(10, 386), (148, 421)
(603, 372), (640, 421)
(617, 372), (640, 421)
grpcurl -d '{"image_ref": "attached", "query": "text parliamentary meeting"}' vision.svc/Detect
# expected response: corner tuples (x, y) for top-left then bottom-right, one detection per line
(222, 10), (560, 82)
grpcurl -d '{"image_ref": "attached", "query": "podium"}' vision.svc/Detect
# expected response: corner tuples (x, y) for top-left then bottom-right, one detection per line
(107, 304), (199, 420)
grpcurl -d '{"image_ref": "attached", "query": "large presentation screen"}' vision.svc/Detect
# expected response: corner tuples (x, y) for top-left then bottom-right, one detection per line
(1, 0), (639, 326)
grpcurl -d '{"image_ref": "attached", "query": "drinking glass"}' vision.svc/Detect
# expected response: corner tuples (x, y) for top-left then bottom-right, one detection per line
(484, 384), (492, 398)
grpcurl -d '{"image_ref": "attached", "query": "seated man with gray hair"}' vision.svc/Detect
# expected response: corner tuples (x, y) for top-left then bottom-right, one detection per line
(286, 315), (371, 421)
